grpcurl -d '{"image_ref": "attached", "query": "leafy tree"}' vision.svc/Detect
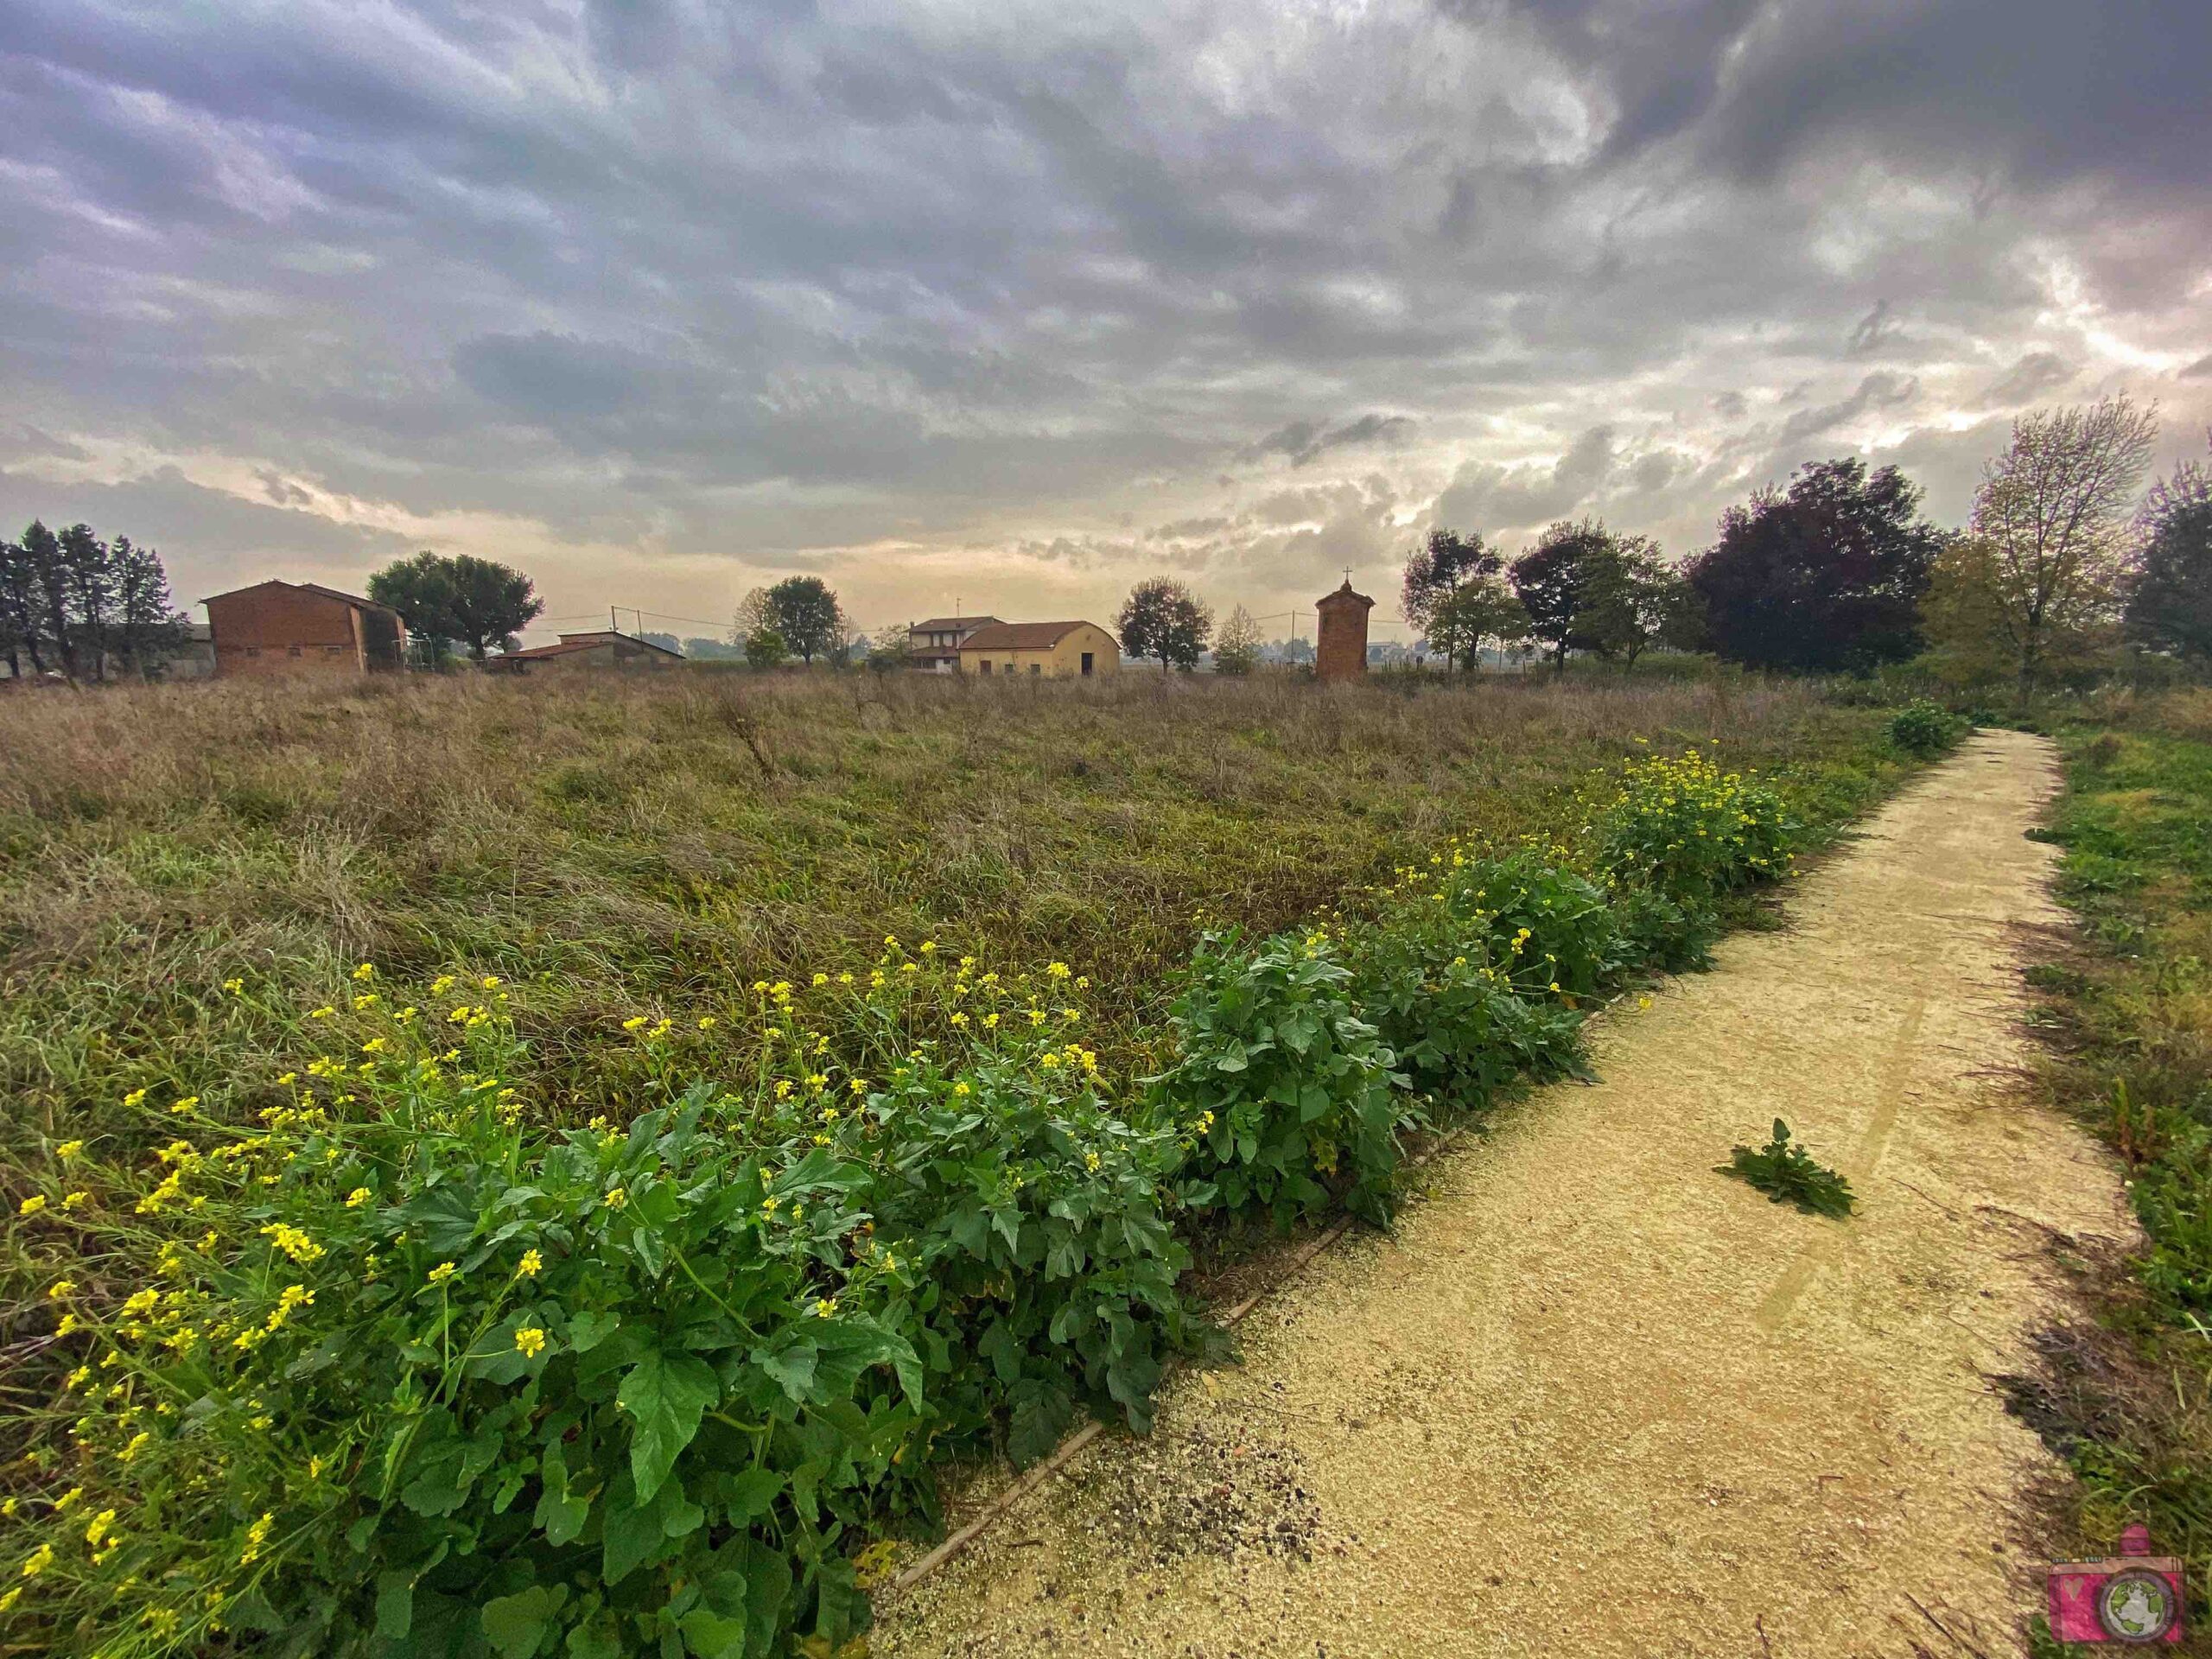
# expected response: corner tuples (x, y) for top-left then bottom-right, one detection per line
(1117, 577), (1212, 672)
(765, 575), (843, 664)
(639, 630), (681, 655)
(1402, 529), (1502, 672)
(746, 624), (788, 669)
(1685, 458), (1944, 672)
(1509, 519), (1657, 669)
(1212, 604), (1262, 676)
(368, 551), (545, 661)
(1956, 394), (2159, 690)
(1578, 542), (1699, 666)
(1422, 575), (1527, 671)
(731, 587), (776, 647)
(2126, 438), (2212, 664)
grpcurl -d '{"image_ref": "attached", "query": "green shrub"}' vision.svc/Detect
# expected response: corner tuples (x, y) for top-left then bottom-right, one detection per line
(804, 1042), (1203, 1465)
(1159, 927), (1407, 1227)
(6, 1015), (923, 1656)
(1591, 747), (1793, 906)
(1888, 697), (1966, 756)
(1346, 850), (1601, 1105)
(0, 961), (1204, 1657)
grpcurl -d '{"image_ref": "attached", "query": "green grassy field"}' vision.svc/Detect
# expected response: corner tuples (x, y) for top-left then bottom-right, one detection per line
(0, 667), (1921, 1654)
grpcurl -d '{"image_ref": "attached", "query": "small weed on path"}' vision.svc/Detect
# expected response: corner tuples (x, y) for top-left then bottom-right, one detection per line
(1718, 1118), (1858, 1217)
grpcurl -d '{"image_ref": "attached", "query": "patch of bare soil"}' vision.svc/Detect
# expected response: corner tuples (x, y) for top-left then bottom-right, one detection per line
(874, 731), (2132, 1658)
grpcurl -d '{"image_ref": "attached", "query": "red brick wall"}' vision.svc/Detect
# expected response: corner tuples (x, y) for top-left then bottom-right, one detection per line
(1316, 595), (1370, 683)
(207, 586), (365, 677)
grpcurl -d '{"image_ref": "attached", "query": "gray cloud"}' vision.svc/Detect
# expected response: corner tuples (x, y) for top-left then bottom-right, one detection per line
(1245, 414), (1417, 468)
(0, 0), (2204, 629)
(1985, 352), (2076, 406)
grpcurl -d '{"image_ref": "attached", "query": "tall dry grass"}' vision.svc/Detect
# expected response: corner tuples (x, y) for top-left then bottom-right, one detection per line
(0, 667), (1897, 1166)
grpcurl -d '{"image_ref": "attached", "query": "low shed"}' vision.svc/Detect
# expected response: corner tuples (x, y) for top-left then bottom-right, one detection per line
(957, 620), (1118, 679)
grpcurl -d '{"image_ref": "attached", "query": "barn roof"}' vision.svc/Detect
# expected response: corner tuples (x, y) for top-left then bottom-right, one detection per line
(910, 615), (1001, 632)
(958, 620), (1108, 652)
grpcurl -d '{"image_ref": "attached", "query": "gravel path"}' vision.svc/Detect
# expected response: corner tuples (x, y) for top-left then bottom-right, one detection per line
(874, 730), (2128, 1659)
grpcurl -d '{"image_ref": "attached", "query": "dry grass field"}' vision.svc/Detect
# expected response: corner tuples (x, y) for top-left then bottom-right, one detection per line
(0, 668), (1904, 1163)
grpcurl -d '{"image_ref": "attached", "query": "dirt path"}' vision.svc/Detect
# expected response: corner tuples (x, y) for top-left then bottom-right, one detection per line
(874, 731), (2133, 1659)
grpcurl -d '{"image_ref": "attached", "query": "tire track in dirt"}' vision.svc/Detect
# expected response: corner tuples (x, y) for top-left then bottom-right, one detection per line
(875, 730), (2128, 1658)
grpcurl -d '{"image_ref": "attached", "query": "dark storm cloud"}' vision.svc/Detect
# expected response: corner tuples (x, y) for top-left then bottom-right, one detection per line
(1246, 415), (1417, 468)
(0, 0), (2204, 625)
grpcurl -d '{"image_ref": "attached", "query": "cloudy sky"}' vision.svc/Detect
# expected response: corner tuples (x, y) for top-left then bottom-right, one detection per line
(3, 0), (2207, 645)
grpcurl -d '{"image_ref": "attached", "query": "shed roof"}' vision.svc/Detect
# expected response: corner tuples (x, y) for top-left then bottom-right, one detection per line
(201, 577), (400, 616)
(959, 620), (1109, 652)
(499, 629), (683, 663)
(498, 639), (606, 662)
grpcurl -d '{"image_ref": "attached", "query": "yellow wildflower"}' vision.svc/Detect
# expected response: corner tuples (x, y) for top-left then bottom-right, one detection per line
(21, 1543), (54, 1579)
(48, 1280), (74, 1300)
(426, 1262), (456, 1285)
(513, 1327), (547, 1358)
(352, 963), (376, 982)
(604, 1187), (627, 1210)
(55, 1140), (83, 1160)
(345, 1187), (371, 1208)
(123, 1088), (148, 1108)
(18, 1195), (46, 1217)
(517, 1249), (543, 1278)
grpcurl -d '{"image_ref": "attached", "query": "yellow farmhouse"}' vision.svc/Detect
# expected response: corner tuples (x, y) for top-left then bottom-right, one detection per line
(957, 620), (1119, 679)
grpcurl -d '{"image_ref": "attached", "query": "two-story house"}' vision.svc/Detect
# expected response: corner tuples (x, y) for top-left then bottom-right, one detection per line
(906, 616), (1001, 671)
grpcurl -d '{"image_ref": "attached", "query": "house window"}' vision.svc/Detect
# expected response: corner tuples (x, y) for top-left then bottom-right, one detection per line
(1081, 652), (1094, 676)
(979, 660), (992, 676)
(288, 645), (303, 658)
(1029, 663), (1041, 677)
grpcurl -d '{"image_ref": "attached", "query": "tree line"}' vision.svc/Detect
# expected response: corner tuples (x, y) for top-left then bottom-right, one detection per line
(1395, 394), (2209, 689)
(0, 521), (189, 682)
(1097, 395), (2207, 690)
